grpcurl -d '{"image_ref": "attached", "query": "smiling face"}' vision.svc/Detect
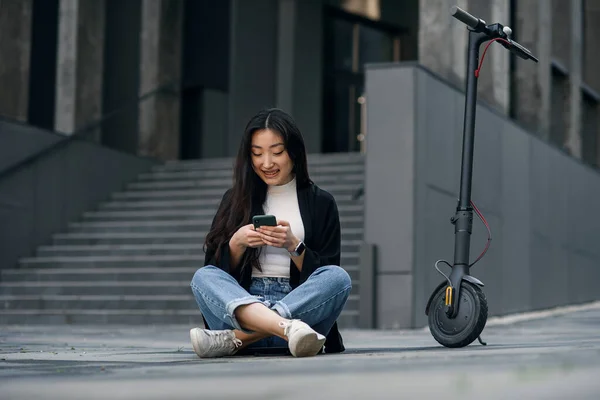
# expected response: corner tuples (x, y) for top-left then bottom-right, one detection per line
(250, 128), (294, 186)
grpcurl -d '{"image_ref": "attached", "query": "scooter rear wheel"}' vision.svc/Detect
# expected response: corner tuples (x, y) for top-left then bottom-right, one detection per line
(428, 281), (488, 348)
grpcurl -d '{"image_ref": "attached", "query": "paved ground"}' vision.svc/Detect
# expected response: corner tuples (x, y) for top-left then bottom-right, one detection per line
(2, 303), (600, 400)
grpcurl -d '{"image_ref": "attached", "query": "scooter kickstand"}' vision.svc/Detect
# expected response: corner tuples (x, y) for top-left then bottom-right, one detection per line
(477, 335), (487, 346)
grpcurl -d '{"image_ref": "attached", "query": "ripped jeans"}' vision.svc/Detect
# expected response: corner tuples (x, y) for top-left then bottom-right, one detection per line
(190, 265), (352, 348)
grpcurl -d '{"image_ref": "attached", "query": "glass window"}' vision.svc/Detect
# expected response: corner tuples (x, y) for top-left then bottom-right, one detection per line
(359, 25), (394, 69)
(581, 92), (599, 166)
(332, 18), (355, 72)
(323, 7), (404, 153)
(550, 67), (569, 150)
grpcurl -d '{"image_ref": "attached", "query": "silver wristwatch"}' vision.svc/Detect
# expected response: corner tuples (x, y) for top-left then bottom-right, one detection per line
(289, 241), (306, 257)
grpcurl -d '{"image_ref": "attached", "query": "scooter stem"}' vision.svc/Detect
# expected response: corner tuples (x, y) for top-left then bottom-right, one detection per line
(458, 31), (488, 212)
(448, 30), (490, 318)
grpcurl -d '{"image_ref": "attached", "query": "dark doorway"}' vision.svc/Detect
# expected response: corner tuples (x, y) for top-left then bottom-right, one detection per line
(179, 0), (230, 160)
(102, 0), (142, 153)
(27, 0), (59, 130)
(322, 7), (405, 153)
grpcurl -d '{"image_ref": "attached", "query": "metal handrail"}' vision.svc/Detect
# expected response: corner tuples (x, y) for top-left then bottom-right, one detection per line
(0, 80), (180, 181)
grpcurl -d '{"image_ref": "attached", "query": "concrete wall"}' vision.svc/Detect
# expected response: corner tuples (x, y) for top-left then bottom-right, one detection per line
(365, 63), (600, 329)
(227, 0), (279, 156)
(0, 0), (33, 121)
(0, 120), (157, 270)
(138, 0), (183, 161)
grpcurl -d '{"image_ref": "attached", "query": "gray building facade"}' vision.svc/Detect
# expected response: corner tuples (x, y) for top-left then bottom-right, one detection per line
(1, 0), (598, 168)
(1, 0), (600, 329)
(364, 63), (600, 329)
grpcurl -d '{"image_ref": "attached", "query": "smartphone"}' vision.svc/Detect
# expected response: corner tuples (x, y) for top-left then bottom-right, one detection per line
(252, 215), (277, 229)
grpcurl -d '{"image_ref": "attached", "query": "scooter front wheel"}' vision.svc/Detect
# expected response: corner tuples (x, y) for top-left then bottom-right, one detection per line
(428, 281), (488, 348)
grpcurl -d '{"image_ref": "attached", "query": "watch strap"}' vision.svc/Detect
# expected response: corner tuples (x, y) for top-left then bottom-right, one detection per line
(289, 241), (305, 257)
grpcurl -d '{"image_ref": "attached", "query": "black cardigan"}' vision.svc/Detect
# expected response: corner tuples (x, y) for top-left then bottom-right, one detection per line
(203, 181), (345, 353)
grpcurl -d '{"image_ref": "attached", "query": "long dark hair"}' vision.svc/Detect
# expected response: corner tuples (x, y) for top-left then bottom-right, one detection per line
(204, 108), (312, 271)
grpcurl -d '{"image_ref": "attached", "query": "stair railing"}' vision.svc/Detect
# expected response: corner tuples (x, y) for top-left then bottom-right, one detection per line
(0, 80), (180, 181)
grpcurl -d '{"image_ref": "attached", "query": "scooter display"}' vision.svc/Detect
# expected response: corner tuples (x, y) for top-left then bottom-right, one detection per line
(424, 6), (538, 348)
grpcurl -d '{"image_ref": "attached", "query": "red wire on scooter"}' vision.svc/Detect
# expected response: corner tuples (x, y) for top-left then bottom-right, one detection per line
(475, 38), (511, 78)
(469, 200), (492, 267)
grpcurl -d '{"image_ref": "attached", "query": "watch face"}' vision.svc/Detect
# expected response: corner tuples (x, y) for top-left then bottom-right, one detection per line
(295, 241), (305, 255)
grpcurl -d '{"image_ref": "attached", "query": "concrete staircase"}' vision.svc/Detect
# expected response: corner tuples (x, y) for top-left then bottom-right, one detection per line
(0, 153), (364, 327)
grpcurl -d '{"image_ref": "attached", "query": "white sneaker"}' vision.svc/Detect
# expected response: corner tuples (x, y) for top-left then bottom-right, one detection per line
(279, 320), (326, 357)
(189, 328), (242, 358)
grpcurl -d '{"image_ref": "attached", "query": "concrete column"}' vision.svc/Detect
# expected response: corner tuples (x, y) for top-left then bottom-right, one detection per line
(583, 0), (600, 93)
(419, 0), (465, 86)
(418, 0), (510, 114)
(513, 0), (552, 137)
(54, 0), (78, 133)
(291, 0), (324, 154)
(583, 0), (600, 166)
(490, 0), (510, 114)
(565, 0), (583, 159)
(138, 0), (183, 161)
(537, 0), (552, 139)
(227, 0), (278, 156)
(550, 0), (571, 149)
(276, 0), (296, 113)
(451, 0), (468, 83)
(364, 65), (416, 329)
(77, 0), (105, 138)
(468, 0), (495, 106)
(551, 0), (571, 69)
(54, 0), (105, 136)
(0, 0), (33, 121)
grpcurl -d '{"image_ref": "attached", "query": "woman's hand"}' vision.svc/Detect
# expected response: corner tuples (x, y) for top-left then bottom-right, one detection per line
(231, 224), (265, 249)
(256, 220), (299, 252)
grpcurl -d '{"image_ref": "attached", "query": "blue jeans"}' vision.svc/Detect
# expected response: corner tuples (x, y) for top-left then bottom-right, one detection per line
(190, 265), (352, 348)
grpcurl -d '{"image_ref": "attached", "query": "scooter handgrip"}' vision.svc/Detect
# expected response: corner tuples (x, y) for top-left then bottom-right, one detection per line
(451, 5), (480, 29)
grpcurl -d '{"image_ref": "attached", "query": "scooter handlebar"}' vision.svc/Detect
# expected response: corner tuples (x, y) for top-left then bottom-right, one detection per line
(451, 5), (481, 29)
(500, 39), (539, 63)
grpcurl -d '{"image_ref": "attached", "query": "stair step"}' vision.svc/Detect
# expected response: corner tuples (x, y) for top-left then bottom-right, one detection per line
(155, 157), (364, 172)
(0, 308), (204, 325)
(53, 231), (205, 244)
(0, 294), (198, 310)
(52, 230), (363, 245)
(0, 267), (197, 282)
(37, 240), (362, 257)
(0, 308), (359, 325)
(83, 205), (363, 221)
(159, 152), (362, 165)
(140, 168), (364, 181)
(130, 174), (364, 189)
(0, 281), (192, 296)
(0, 294), (359, 313)
(39, 243), (206, 257)
(0, 265), (360, 283)
(4, 153), (365, 327)
(85, 209), (217, 220)
(156, 153), (363, 169)
(98, 197), (363, 211)
(111, 185), (361, 200)
(67, 216), (364, 233)
(18, 253), (360, 268)
(153, 165), (365, 176)
(100, 198), (221, 210)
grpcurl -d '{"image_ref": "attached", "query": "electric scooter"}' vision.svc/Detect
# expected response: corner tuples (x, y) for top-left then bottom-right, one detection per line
(424, 6), (538, 348)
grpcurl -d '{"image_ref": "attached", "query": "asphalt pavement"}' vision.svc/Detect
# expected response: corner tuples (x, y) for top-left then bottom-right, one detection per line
(2, 302), (600, 399)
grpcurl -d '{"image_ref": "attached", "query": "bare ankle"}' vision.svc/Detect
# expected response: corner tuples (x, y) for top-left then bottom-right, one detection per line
(233, 330), (270, 348)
